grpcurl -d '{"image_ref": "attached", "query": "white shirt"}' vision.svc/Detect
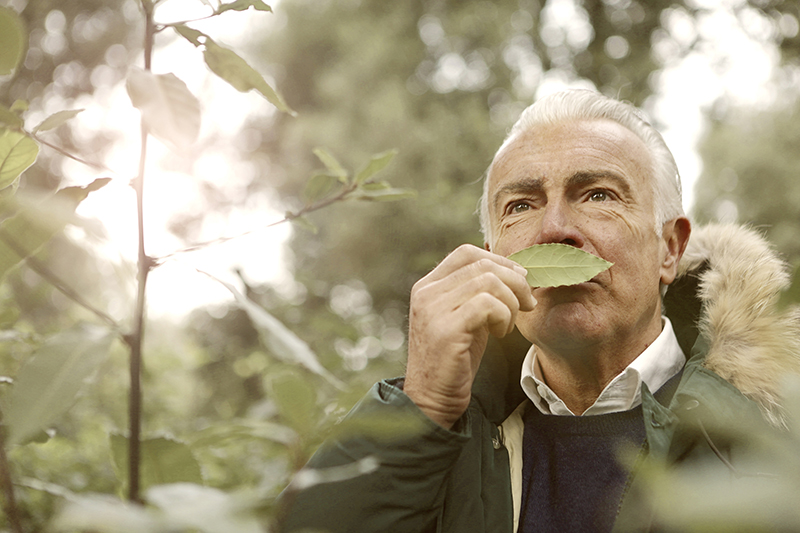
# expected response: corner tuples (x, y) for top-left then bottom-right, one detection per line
(520, 317), (686, 416)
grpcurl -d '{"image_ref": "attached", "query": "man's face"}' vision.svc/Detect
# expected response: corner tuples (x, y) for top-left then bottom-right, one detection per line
(487, 118), (673, 357)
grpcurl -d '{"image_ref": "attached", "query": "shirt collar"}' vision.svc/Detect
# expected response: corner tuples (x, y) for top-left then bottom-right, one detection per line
(520, 317), (686, 416)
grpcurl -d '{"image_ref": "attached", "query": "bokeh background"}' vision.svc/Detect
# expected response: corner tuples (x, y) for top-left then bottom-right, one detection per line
(2, 0), (800, 527)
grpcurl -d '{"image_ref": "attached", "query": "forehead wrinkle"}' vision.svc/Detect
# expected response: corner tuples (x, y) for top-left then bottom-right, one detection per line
(492, 176), (544, 213)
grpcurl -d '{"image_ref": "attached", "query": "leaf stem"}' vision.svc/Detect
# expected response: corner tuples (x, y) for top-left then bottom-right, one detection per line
(29, 132), (114, 174)
(0, 230), (119, 330)
(154, 13), (218, 32)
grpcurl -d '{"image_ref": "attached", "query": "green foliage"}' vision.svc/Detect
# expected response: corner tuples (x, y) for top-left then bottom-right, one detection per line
(627, 379), (800, 531)
(110, 435), (204, 494)
(693, 97), (800, 305)
(266, 369), (318, 435)
(126, 68), (201, 149)
(509, 243), (613, 288)
(32, 109), (84, 134)
(4, 324), (114, 446)
(207, 271), (343, 387)
(53, 483), (263, 533)
(216, 0), (272, 15)
(0, 0), (798, 530)
(0, 103), (25, 130)
(0, 6), (25, 76)
(0, 129), (38, 190)
(0, 178), (110, 282)
(174, 24), (295, 116)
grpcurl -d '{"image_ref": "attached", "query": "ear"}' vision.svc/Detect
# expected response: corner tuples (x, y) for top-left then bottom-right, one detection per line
(659, 217), (691, 286)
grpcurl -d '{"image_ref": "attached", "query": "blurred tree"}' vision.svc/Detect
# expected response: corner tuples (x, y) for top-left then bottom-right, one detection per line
(692, 93), (800, 302)
(231, 0), (800, 330)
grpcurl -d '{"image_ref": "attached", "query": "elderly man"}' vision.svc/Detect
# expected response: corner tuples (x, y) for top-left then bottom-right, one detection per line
(282, 90), (798, 532)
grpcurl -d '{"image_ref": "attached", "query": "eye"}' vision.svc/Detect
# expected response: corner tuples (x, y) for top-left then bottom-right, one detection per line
(588, 190), (610, 202)
(507, 201), (531, 214)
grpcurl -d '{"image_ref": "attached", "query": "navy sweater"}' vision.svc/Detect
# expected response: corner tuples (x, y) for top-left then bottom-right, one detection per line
(518, 374), (680, 532)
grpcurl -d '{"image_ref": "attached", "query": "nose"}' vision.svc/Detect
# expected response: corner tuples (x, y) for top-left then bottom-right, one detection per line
(534, 199), (585, 248)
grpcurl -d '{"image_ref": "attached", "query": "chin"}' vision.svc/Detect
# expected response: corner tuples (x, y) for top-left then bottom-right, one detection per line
(518, 299), (602, 346)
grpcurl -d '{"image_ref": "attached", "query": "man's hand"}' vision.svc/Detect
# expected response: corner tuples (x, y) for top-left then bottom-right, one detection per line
(404, 245), (536, 429)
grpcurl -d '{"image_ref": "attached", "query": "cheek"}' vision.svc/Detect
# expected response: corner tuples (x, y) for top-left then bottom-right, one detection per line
(492, 217), (540, 256)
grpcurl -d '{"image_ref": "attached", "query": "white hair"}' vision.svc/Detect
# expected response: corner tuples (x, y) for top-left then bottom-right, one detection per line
(479, 89), (684, 244)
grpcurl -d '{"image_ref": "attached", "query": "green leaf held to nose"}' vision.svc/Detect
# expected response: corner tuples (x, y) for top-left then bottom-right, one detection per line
(509, 243), (613, 288)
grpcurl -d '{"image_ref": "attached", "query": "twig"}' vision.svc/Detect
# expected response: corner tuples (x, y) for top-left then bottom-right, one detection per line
(0, 410), (24, 533)
(30, 132), (115, 174)
(155, 183), (358, 262)
(155, 13), (218, 32)
(0, 230), (119, 330)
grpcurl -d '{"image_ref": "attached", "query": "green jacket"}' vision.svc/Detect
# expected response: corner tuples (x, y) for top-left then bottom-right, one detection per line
(282, 224), (800, 533)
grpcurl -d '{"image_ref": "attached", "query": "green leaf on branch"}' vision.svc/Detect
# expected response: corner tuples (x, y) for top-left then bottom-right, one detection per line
(174, 24), (204, 47)
(5, 324), (114, 446)
(189, 419), (297, 447)
(33, 109), (85, 133)
(290, 214), (318, 234)
(202, 38), (295, 115)
(351, 186), (416, 202)
(0, 177), (110, 282)
(355, 149), (397, 184)
(0, 128), (38, 190)
(0, 6), (25, 76)
(216, 0), (272, 15)
(110, 435), (203, 494)
(303, 171), (339, 202)
(126, 67), (201, 149)
(0, 103), (24, 129)
(200, 270), (343, 388)
(9, 100), (27, 113)
(508, 243), (613, 288)
(312, 147), (347, 182)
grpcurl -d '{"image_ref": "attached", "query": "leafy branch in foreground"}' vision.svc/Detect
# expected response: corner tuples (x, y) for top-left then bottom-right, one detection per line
(156, 147), (415, 260)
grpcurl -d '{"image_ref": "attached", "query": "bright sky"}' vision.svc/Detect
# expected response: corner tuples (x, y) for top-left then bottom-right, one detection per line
(48, 0), (293, 318)
(41, 0), (785, 318)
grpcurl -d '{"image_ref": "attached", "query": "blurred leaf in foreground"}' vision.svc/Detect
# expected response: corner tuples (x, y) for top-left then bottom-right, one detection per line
(126, 67), (201, 149)
(0, 177), (110, 281)
(0, 128), (38, 190)
(0, 6), (25, 76)
(110, 435), (204, 495)
(5, 324), (114, 446)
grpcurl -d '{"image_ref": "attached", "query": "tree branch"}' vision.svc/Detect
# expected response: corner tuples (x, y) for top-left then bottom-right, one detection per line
(0, 410), (24, 533)
(127, 0), (156, 505)
(30, 132), (114, 174)
(155, 182), (358, 262)
(0, 230), (119, 330)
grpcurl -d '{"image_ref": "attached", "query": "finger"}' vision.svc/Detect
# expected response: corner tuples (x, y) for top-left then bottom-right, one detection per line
(424, 244), (528, 284)
(443, 257), (534, 314)
(458, 292), (514, 339)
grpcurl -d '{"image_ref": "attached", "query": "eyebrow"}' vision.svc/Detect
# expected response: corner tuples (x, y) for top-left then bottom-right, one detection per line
(567, 171), (632, 197)
(492, 171), (632, 212)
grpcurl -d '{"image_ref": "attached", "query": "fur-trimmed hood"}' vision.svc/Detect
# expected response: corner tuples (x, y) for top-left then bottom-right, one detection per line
(669, 223), (800, 427)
